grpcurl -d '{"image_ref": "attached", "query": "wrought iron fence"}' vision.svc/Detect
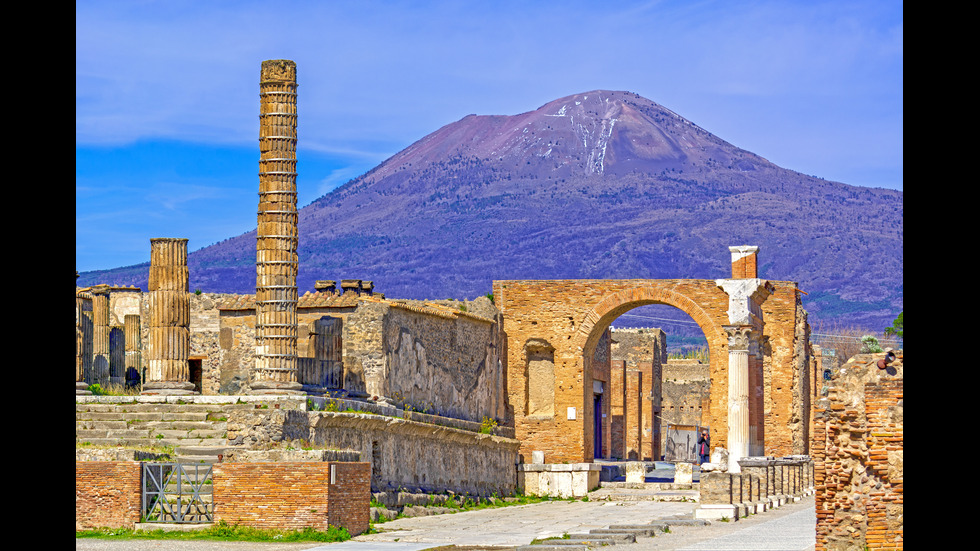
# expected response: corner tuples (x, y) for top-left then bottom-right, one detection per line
(141, 463), (213, 523)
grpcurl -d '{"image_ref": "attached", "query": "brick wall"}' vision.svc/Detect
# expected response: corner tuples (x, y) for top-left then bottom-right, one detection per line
(75, 460), (371, 536)
(75, 461), (142, 530)
(814, 351), (903, 550)
(212, 461), (370, 535)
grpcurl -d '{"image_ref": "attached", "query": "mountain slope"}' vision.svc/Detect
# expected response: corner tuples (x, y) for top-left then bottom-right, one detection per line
(78, 90), (903, 329)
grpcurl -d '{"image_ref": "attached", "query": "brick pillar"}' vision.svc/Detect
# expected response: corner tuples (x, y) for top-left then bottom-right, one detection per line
(143, 238), (195, 395)
(124, 314), (142, 387)
(729, 245), (759, 278)
(253, 59), (302, 395)
(91, 285), (111, 387)
(610, 360), (626, 459)
(625, 369), (643, 460)
(76, 277), (91, 394)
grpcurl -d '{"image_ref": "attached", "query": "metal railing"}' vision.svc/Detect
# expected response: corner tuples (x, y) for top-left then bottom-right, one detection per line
(142, 463), (213, 523)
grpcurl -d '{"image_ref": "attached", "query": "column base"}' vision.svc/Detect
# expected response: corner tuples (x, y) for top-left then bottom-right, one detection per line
(141, 381), (198, 396)
(76, 382), (92, 395)
(248, 381), (305, 396)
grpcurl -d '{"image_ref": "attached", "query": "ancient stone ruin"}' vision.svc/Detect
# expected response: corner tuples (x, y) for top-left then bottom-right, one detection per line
(76, 59), (901, 546)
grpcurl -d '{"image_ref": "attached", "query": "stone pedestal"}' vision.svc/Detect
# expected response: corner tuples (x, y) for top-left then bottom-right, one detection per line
(624, 461), (646, 483)
(517, 463), (601, 498)
(674, 462), (693, 484)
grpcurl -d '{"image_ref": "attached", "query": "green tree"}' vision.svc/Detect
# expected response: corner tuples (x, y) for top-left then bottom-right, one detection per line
(884, 312), (903, 338)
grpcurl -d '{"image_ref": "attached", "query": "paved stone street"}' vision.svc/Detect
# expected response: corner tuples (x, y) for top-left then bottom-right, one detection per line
(76, 495), (815, 551)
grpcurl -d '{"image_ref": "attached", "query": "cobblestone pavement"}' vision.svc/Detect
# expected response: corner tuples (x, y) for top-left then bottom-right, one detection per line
(77, 495), (815, 551)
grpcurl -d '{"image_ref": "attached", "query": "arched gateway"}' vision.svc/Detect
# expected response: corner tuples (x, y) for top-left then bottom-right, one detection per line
(492, 246), (811, 472)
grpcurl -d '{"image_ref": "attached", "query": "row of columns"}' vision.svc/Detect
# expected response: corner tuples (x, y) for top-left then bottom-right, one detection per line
(77, 61), (305, 397)
(75, 239), (197, 395)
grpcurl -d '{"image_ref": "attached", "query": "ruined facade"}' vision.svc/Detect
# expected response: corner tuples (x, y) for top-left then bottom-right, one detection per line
(493, 246), (812, 465)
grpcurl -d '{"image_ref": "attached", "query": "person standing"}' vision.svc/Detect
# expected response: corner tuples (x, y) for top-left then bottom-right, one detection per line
(698, 428), (710, 464)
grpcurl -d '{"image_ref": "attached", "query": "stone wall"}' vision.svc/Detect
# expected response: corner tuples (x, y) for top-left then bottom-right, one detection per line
(813, 351), (903, 550)
(366, 297), (504, 423)
(611, 328), (665, 460)
(661, 359), (710, 457)
(224, 400), (520, 497)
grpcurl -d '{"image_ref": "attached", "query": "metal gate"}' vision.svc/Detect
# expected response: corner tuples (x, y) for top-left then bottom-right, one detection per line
(142, 463), (213, 523)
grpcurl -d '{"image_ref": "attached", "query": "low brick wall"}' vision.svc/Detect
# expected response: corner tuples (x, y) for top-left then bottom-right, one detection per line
(212, 462), (370, 535)
(76, 461), (142, 530)
(75, 461), (371, 536)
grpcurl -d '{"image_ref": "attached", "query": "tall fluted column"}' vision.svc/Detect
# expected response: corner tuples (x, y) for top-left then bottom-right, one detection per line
(76, 276), (91, 394)
(252, 59), (302, 395)
(142, 238), (196, 395)
(724, 325), (752, 472)
(124, 314), (142, 388)
(91, 285), (111, 388)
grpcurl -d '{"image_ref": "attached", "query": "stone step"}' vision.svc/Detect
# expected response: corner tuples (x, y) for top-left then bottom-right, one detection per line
(570, 532), (635, 543)
(515, 546), (589, 551)
(592, 526), (658, 537)
(175, 446), (228, 464)
(76, 403), (247, 413)
(76, 411), (212, 422)
(77, 437), (227, 447)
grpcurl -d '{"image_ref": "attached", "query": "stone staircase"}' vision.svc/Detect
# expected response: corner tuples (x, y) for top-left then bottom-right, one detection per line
(75, 402), (240, 463)
(587, 480), (700, 502)
(515, 518), (709, 550)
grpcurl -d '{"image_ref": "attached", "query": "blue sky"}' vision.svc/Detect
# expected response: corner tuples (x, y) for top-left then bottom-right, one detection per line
(76, 0), (903, 272)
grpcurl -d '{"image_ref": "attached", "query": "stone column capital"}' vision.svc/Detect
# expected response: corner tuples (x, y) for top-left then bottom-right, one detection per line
(723, 325), (754, 350)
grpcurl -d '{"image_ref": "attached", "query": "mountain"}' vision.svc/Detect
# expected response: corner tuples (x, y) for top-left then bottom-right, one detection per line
(78, 90), (903, 330)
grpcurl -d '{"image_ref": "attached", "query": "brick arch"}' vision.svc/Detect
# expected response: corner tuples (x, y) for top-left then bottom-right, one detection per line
(574, 285), (727, 358)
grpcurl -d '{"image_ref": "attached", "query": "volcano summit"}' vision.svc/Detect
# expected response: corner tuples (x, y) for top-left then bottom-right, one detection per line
(79, 90), (903, 329)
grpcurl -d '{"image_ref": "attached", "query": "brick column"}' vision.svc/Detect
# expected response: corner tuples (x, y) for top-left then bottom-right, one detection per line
(252, 59), (302, 395)
(90, 285), (111, 387)
(143, 238), (195, 395)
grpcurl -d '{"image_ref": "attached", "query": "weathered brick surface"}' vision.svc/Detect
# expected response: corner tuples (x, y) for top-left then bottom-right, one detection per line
(75, 461), (142, 530)
(493, 278), (806, 463)
(814, 352), (903, 550)
(212, 461), (370, 535)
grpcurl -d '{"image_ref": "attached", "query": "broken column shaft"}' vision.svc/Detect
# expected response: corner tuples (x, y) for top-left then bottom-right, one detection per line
(142, 238), (196, 395)
(91, 285), (111, 388)
(252, 59), (302, 395)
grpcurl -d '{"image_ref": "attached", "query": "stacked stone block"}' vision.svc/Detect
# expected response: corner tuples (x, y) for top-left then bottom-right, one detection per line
(253, 59), (302, 395)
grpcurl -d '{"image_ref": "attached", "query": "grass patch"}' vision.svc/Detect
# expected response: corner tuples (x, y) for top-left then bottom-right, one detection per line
(76, 521), (351, 542)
